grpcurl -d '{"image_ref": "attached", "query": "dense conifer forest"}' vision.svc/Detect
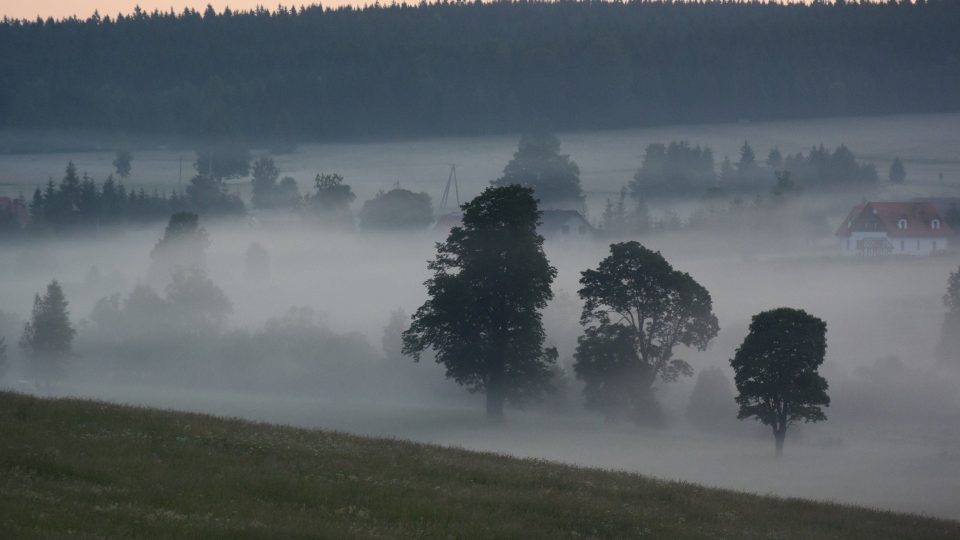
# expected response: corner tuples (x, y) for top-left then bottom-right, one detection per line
(0, 0), (958, 141)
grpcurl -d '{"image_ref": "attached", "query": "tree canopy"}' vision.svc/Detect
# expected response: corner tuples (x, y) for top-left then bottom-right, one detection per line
(403, 185), (557, 420)
(730, 307), (829, 457)
(359, 187), (433, 231)
(306, 173), (355, 227)
(492, 134), (584, 210)
(574, 241), (719, 423)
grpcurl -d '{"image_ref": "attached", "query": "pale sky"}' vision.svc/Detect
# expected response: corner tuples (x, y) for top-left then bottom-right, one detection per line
(1, 0), (818, 22)
(0, 1), (357, 21)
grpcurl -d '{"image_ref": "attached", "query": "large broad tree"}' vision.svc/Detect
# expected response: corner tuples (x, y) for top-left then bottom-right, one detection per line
(574, 241), (719, 424)
(492, 133), (584, 211)
(403, 185), (558, 420)
(20, 280), (76, 384)
(730, 307), (829, 458)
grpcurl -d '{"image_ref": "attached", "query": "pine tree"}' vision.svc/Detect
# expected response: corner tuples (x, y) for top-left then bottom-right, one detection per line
(889, 157), (906, 184)
(20, 281), (76, 384)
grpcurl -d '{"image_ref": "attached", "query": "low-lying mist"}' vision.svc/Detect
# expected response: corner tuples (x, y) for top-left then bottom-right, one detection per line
(2, 201), (959, 519)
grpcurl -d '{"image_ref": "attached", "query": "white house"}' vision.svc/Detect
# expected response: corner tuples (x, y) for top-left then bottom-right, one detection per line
(836, 201), (952, 256)
(537, 210), (595, 239)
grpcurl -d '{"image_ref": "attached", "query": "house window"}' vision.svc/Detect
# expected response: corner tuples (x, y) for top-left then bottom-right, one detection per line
(898, 219), (907, 229)
(932, 219), (941, 230)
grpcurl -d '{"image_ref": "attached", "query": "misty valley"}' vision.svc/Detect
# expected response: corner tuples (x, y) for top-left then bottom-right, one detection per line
(1, 113), (959, 522)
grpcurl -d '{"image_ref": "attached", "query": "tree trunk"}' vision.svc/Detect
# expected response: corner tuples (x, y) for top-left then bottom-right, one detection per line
(486, 386), (504, 422)
(485, 363), (506, 422)
(774, 427), (786, 458)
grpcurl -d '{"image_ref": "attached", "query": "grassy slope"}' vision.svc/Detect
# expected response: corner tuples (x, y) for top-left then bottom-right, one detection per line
(0, 392), (957, 539)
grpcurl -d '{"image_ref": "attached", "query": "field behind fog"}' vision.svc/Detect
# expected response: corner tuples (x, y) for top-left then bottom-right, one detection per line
(1, 112), (960, 520)
(2, 112), (960, 217)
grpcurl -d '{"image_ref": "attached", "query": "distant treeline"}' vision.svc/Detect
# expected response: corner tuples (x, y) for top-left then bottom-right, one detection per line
(21, 163), (243, 234)
(0, 1), (958, 141)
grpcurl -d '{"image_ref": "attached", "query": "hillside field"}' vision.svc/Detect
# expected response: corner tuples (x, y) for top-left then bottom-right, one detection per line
(1, 391), (958, 539)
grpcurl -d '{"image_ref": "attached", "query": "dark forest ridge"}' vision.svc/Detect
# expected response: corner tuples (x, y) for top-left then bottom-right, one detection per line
(0, 1), (957, 141)
(2, 391), (958, 538)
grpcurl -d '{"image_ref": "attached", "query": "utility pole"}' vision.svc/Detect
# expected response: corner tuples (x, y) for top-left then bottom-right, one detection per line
(440, 164), (459, 210)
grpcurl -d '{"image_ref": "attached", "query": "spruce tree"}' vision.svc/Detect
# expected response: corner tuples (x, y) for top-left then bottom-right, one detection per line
(20, 281), (76, 384)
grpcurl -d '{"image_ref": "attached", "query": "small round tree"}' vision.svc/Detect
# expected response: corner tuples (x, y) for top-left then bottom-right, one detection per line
(359, 187), (433, 231)
(730, 308), (830, 457)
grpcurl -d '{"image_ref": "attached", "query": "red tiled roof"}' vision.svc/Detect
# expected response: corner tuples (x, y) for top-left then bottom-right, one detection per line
(836, 201), (952, 238)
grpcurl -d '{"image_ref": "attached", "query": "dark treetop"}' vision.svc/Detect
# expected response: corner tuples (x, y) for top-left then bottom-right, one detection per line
(730, 307), (829, 455)
(403, 185), (557, 419)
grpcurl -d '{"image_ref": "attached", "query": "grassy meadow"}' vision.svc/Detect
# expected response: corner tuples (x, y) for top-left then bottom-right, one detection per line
(1, 391), (958, 539)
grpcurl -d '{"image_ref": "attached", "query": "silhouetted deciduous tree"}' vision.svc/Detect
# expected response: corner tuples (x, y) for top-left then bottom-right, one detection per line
(307, 173), (355, 227)
(730, 307), (829, 458)
(403, 185), (558, 420)
(574, 241), (719, 424)
(20, 280), (75, 384)
(113, 149), (132, 179)
(359, 187), (433, 231)
(166, 267), (233, 329)
(250, 157), (280, 208)
(493, 134), (584, 211)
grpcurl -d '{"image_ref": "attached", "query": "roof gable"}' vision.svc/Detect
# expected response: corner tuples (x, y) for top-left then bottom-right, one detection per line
(837, 202), (952, 238)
